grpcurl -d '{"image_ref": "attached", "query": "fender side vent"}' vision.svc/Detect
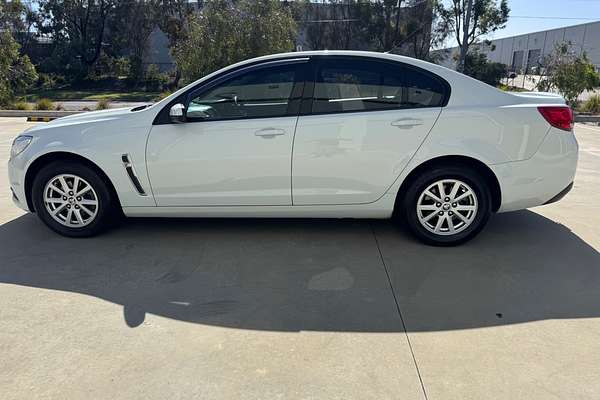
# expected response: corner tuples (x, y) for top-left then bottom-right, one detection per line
(122, 154), (147, 196)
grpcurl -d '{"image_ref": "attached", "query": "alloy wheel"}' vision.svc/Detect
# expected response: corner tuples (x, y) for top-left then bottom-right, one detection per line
(43, 174), (99, 228)
(416, 179), (478, 236)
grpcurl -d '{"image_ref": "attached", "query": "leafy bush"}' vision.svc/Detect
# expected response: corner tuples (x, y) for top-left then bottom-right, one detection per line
(35, 98), (54, 110)
(96, 99), (111, 110)
(581, 94), (600, 114)
(463, 52), (507, 86)
(114, 57), (131, 78)
(12, 101), (31, 110)
(536, 42), (600, 105)
(155, 90), (172, 101)
(90, 53), (116, 79)
(37, 73), (67, 89)
(144, 64), (169, 91)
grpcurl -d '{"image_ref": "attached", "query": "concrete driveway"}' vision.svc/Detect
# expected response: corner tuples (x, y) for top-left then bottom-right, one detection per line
(1, 118), (599, 399)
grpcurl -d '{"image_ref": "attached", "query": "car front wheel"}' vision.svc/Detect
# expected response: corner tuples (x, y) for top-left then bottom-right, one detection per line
(32, 161), (118, 237)
(402, 166), (492, 246)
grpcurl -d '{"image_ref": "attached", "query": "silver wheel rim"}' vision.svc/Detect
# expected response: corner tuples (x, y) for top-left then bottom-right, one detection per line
(416, 179), (478, 236)
(43, 174), (99, 228)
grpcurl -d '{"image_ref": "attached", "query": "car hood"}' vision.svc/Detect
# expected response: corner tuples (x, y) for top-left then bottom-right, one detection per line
(24, 107), (138, 134)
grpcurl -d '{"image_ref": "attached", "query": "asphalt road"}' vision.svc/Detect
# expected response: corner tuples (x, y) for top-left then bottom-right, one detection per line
(1, 118), (599, 399)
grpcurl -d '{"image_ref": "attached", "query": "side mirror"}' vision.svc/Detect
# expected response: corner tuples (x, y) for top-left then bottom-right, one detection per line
(169, 103), (186, 123)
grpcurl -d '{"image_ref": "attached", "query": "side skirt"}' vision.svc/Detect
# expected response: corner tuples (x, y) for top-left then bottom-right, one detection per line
(122, 193), (396, 219)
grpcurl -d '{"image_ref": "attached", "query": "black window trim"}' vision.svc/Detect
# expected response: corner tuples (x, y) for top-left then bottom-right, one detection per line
(299, 55), (451, 117)
(153, 57), (310, 125)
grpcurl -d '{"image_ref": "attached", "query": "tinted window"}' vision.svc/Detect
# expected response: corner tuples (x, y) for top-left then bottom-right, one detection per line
(187, 64), (299, 121)
(312, 59), (446, 114)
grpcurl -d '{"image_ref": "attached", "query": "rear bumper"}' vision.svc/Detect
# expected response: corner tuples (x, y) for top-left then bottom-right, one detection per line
(491, 127), (578, 213)
(544, 182), (574, 205)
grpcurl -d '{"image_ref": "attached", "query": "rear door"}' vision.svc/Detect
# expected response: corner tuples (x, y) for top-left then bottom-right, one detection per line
(292, 56), (448, 205)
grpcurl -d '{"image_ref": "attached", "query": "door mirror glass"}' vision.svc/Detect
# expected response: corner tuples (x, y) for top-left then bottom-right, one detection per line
(169, 103), (186, 123)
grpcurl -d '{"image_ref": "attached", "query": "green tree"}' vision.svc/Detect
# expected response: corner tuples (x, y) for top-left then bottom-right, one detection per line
(0, 1), (37, 106)
(153, 0), (199, 88)
(299, 0), (371, 51)
(0, 0), (39, 52)
(401, 0), (450, 60)
(537, 42), (600, 106)
(438, 0), (509, 71)
(172, 0), (296, 84)
(37, 0), (117, 76)
(110, 0), (161, 82)
(297, 0), (448, 61)
(0, 31), (38, 106)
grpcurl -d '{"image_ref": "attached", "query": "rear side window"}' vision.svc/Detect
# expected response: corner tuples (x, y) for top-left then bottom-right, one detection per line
(312, 58), (447, 114)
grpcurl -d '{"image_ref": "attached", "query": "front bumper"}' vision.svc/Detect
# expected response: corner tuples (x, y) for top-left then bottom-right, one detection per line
(491, 127), (579, 213)
(8, 155), (31, 212)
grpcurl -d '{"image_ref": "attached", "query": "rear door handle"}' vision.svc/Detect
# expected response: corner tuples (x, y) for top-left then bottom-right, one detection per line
(391, 118), (424, 128)
(255, 128), (285, 138)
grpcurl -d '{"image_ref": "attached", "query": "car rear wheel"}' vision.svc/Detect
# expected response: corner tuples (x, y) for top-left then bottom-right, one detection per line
(401, 166), (492, 246)
(32, 161), (118, 237)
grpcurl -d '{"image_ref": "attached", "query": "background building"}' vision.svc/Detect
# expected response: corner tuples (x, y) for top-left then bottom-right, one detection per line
(438, 20), (600, 73)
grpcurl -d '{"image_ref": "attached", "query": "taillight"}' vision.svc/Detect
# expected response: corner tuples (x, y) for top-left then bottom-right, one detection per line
(537, 106), (573, 131)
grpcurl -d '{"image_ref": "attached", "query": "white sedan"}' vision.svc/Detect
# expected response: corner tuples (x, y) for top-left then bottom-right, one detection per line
(8, 51), (578, 245)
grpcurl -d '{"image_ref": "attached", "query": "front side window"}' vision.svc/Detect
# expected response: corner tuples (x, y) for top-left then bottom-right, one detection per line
(187, 64), (300, 121)
(312, 58), (447, 114)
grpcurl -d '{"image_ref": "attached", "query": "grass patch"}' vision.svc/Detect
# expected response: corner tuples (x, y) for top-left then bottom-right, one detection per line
(497, 84), (528, 92)
(24, 89), (160, 102)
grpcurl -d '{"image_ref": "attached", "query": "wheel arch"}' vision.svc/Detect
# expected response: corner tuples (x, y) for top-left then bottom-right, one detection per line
(393, 155), (502, 215)
(24, 151), (122, 213)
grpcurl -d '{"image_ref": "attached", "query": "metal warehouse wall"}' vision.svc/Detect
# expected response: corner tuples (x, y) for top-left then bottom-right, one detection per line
(438, 20), (600, 72)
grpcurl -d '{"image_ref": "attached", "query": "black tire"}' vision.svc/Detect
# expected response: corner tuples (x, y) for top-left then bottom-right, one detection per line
(31, 161), (119, 237)
(400, 165), (492, 246)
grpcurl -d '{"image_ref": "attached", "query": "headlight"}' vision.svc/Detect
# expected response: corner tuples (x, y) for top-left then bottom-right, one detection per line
(10, 135), (33, 159)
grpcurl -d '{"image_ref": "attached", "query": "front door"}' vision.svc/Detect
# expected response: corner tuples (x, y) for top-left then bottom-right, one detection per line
(292, 57), (447, 205)
(147, 60), (306, 206)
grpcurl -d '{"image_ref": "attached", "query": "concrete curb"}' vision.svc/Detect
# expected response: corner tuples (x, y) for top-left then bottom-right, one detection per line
(575, 114), (600, 123)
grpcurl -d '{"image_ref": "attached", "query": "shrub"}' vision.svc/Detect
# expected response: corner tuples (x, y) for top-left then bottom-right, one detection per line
(96, 99), (111, 110)
(155, 90), (172, 101)
(35, 98), (54, 110)
(144, 64), (169, 91)
(54, 103), (65, 111)
(37, 73), (67, 90)
(114, 57), (131, 78)
(581, 94), (600, 114)
(463, 52), (507, 86)
(536, 42), (600, 105)
(12, 101), (31, 110)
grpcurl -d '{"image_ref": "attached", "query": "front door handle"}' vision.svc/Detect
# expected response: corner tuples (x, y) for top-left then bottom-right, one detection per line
(391, 118), (424, 129)
(255, 128), (285, 138)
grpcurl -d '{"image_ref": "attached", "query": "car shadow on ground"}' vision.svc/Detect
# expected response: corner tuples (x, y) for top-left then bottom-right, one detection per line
(0, 210), (598, 332)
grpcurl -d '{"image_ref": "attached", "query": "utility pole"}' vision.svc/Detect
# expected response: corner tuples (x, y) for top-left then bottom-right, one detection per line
(457, 0), (473, 73)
